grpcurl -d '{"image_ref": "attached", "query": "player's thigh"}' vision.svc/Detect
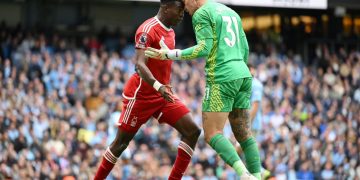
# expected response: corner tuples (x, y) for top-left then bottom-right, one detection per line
(228, 108), (252, 142)
(171, 113), (200, 138)
(155, 99), (200, 145)
(155, 98), (191, 127)
(233, 77), (252, 110)
(202, 111), (229, 142)
(118, 98), (161, 134)
(202, 82), (238, 112)
(171, 112), (201, 148)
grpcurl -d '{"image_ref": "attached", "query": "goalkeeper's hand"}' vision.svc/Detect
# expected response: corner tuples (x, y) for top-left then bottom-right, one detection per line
(145, 39), (181, 60)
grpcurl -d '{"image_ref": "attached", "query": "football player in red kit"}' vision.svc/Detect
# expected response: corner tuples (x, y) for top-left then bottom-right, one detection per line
(94, 0), (200, 179)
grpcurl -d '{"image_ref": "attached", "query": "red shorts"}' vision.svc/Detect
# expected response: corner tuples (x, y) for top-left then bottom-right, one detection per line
(118, 97), (190, 133)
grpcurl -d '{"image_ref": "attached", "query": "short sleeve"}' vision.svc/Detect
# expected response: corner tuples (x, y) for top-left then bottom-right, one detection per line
(251, 83), (263, 102)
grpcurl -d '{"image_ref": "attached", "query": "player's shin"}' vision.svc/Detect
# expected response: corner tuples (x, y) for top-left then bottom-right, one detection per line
(94, 147), (119, 180)
(240, 137), (261, 180)
(208, 134), (249, 176)
(169, 141), (194, 180)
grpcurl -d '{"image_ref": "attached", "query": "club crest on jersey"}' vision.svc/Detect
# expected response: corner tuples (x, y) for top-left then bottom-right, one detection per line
(130, 116), (138, 127)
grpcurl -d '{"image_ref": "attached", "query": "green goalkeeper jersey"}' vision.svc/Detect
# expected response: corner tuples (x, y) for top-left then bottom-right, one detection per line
(181, 1), (251, 83)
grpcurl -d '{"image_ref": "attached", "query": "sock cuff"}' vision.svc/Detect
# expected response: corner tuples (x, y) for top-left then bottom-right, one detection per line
(232, 160), (247, 169)
(178, 141), (193, 157)
(232, 160), (248, 175)
(103, 147), (118, 164)
(240, 137), (256, 148)
(209, 134), (224, 148)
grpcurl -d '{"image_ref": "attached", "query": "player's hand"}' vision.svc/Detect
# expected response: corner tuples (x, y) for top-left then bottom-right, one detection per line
(145, 39), (170, 60)
(145, 47), (169, 60)
(158, 84), (175, 103)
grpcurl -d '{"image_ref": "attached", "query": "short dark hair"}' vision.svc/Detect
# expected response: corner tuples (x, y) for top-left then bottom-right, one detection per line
(160, 0), (182, 4)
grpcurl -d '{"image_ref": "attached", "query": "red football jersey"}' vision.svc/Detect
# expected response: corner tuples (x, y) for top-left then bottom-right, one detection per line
(123, 17), (175, 100)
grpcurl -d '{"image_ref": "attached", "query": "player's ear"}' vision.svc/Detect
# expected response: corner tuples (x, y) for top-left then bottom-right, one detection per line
(160, 3), (168, 13)
(163, 5), (169, 14)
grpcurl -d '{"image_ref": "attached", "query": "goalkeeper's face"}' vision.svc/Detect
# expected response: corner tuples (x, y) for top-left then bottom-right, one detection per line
(182, 0), (198, 16)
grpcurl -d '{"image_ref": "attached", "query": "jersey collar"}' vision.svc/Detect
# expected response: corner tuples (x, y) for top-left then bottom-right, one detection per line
(155, 16), (172, 32)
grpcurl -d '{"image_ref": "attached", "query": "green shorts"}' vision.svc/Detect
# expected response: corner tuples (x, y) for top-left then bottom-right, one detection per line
(202, 77), (252, 112)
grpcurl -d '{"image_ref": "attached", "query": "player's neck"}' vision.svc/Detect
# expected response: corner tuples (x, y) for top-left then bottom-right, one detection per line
(156, 14), (172, 29)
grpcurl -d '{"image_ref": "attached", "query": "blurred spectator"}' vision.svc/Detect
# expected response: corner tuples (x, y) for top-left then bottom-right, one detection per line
(0, 22), (359, 180)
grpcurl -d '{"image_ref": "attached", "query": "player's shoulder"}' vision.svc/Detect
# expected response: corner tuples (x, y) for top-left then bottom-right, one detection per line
(193, 2), (212, 17)
(211, 2), (236, 15)
(136, 17), (159, 35)
(202, 1), (221, 10)
(194, 2), (232, 19)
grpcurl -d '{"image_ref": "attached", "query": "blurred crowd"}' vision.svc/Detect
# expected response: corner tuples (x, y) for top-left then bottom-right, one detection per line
(1, 22), (360, 180)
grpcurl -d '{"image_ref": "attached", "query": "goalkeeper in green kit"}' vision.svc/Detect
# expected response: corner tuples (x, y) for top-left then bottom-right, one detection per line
(145, 0), (261, 179)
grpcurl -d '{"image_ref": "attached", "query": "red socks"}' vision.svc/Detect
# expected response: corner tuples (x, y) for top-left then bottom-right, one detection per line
(95, 143), (194, 180)
(169, 141), (194, 180)
(94, 147), (118, 180)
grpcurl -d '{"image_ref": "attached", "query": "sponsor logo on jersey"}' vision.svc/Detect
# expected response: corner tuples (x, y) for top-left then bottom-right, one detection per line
(137, 33), (148, 49)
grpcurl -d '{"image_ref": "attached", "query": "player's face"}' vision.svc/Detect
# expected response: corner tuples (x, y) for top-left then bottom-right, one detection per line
(166, 1), (185, 26)
(182, 0), (198, 16)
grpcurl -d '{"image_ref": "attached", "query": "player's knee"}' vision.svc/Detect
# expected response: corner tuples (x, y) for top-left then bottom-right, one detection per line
(235, 129), (252, 142)
(204, 130), (222, 144)
(191, 126), (201, 140)
(204, 134), (212, 144)
(183, 126), (201, 141)
(110, 141), (129, 156)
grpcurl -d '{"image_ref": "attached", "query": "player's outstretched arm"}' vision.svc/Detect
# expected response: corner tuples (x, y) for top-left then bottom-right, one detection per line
(145, 39), (181, 60)
(177, 8), (215, 60)
(145, 33), (214, 60)
(145, 38), (213, 61)
(145, 9), (213, 61)
(179, 38), (213, 60)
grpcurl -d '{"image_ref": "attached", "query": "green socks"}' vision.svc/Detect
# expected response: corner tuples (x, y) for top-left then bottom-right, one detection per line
(253, 173), (261, 180)
(209, 134), (248, 176)
(209, 135), (261, 179)
(232, 160), (248, 176)
(240, 137), (261, 179)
